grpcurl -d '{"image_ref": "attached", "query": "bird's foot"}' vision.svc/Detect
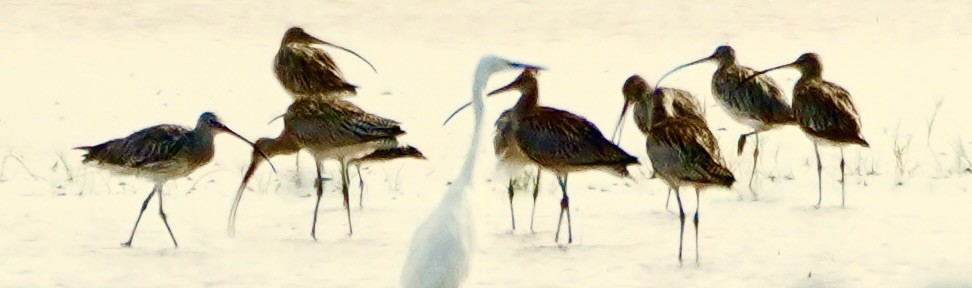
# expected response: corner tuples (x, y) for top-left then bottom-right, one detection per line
(120, 242), (132, 248)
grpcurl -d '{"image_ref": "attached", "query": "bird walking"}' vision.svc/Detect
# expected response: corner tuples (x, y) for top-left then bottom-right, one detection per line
(656, 45), (795, 199)
(612, 74), (706, 210)
(745, 53), (868, 208)
(447, 68), (639, 244)
(227, 97), (407, 239)
(401, 55), (542, 288)
(76, 112), (273, 248)
(643, 91), (735, 264)
(274, 26), (379, 187)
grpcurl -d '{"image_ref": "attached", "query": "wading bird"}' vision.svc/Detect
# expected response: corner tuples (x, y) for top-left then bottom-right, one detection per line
(656, 45), (794, 199)
(76, 112), (273, 248)
(744, 53), (868, 208)
(446, 68), (639, 244)
(443, 98), (544, 232)
(227, 97), (406, 239)
(274, 26), (379, 185)
(612, 74), (706, 210)
(401, 55), (542, 288)
(349, 145), (426, 209)
(643, 91), (735, 264)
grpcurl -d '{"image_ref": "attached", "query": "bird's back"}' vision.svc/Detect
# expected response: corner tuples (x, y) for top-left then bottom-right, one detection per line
(515, 107), (638, 174)
(792, 78), (868, 147)
(275, 44), (357, 98)
(646, 118), (734, 188)
(285, 98), (405, 153)
(76, 124), (210, 179)
(712, 65), (794, 128)
(635, 88), (706, 134)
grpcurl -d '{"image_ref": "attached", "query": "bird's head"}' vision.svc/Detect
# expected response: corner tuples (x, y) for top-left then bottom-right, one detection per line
(656, 45), (736, 88)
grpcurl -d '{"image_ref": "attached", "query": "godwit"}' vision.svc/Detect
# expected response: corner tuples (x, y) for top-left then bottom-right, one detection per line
(401, 55), (542, 288)
(612, 74), (705, 210)
(349, 145), (426, 209)
(227, 97), (406, 239)
(448, 68), (639, 244)
(643, 91), (735, 264)
(656, 45), (795, 199)
(443, 99), (544, 232)
(75, 112), (273, 248)
(274, 26), (379, 186)
(745, 53), (868, 208)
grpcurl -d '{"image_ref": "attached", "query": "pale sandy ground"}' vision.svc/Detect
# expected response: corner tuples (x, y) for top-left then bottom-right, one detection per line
(1, 0), (971, 287)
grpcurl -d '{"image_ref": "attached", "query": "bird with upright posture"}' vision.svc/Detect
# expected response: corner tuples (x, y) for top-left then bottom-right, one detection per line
(400, 55), (542, 288)
(349, 145), (426, 209)
(644, 91), (735, 264)
(656, 45), (795, 199)
(745, 53), (868, 208)
(274, 26), (379, 186)
(227, 97), (407, 239)
(612, 74), (706, 211)
(447, 68), (639, 244)
(442, 95), (544, 232)
(76, 112), (273, 248)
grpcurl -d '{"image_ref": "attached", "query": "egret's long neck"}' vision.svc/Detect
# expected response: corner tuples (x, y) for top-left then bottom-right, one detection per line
(453, 68), (489, 187)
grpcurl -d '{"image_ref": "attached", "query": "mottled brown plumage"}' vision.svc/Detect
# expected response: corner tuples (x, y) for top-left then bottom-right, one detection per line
(485, 68), (638, 244)
(644, 91), (734, 264)
(349, 145), (426, 209)
(614, 74), (707, 210)
(228, 97), (407, 239)
(657, 45), (796, 198)
(275, 27), (377, 99)
(748, 53), (867, 208)
(77, 112), (271, 248)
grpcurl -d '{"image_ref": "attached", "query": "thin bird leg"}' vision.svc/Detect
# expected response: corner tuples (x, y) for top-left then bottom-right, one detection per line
(554, 173), (572, 244)
(311, 160), (324, 241)
(840, 148), (846, 208)
(749, 133), (760, 200)
(156, 182), (179, 248)
(814, 142), (823, 209)
(530, 169), (541, 233)
(357, 164), (365, 209)
(295, 153), (302, 187)
(121, 184), (157, 247)
(341, 158), (353, 235)
(665, 188), (672, 212)
(694, 187), (700, 265)
(508, 179), (516, 230)
(674, 186), (685, 264)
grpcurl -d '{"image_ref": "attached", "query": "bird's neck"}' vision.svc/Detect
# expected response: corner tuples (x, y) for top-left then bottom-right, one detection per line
(267, 133), (301, 158)
(512, 84), (539, 115)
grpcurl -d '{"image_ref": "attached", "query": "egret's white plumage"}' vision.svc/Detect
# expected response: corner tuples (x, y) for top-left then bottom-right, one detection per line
(400, 55), (540, 288)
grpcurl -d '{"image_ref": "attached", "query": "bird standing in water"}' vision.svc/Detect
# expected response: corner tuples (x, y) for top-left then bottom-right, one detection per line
(77, 112), (272, 248)
(657, 46), (794, 199)
(744, 53), (868, 208)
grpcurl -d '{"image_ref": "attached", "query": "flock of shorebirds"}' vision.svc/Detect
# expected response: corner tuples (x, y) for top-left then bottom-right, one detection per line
(74, 26), (868, 283)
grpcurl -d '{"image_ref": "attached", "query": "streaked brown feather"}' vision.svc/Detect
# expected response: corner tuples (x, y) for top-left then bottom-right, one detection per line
(712, 63), (795, 127)
(515, 107), (638, 171)
(352, 145), (425, 163)
(284, 97), (404, 152)
(646, 118), (734, 187)
(275, 43), (357, 98)
(76, 124), (212, 177)
(793, 78), (868, 147)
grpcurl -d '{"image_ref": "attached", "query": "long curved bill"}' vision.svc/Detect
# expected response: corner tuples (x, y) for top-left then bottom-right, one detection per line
(610, 101), (631, 144)
(227, 155), (261, 236)
(442, 102), (473, 126)
(735, 62), (798, 92)
(442, 64), (544, 126)
(216, 124), (277, 173)
(655, 55), (715, 88)
(310, 37), (379, 74)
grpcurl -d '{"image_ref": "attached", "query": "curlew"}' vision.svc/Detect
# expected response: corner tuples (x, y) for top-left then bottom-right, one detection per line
(274, 26), (379, 186)
(643, 91), (735, 264)
(447, 68), (639, 244)
(227, 97), (407, 239)
(656, 45), (795, 199)
(349, 145), (426, 209)
(76, 112), (273, 248)
(745, 53), (868, 208)
(401, 55), (541, 288)
(612, 74), (706, 210)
